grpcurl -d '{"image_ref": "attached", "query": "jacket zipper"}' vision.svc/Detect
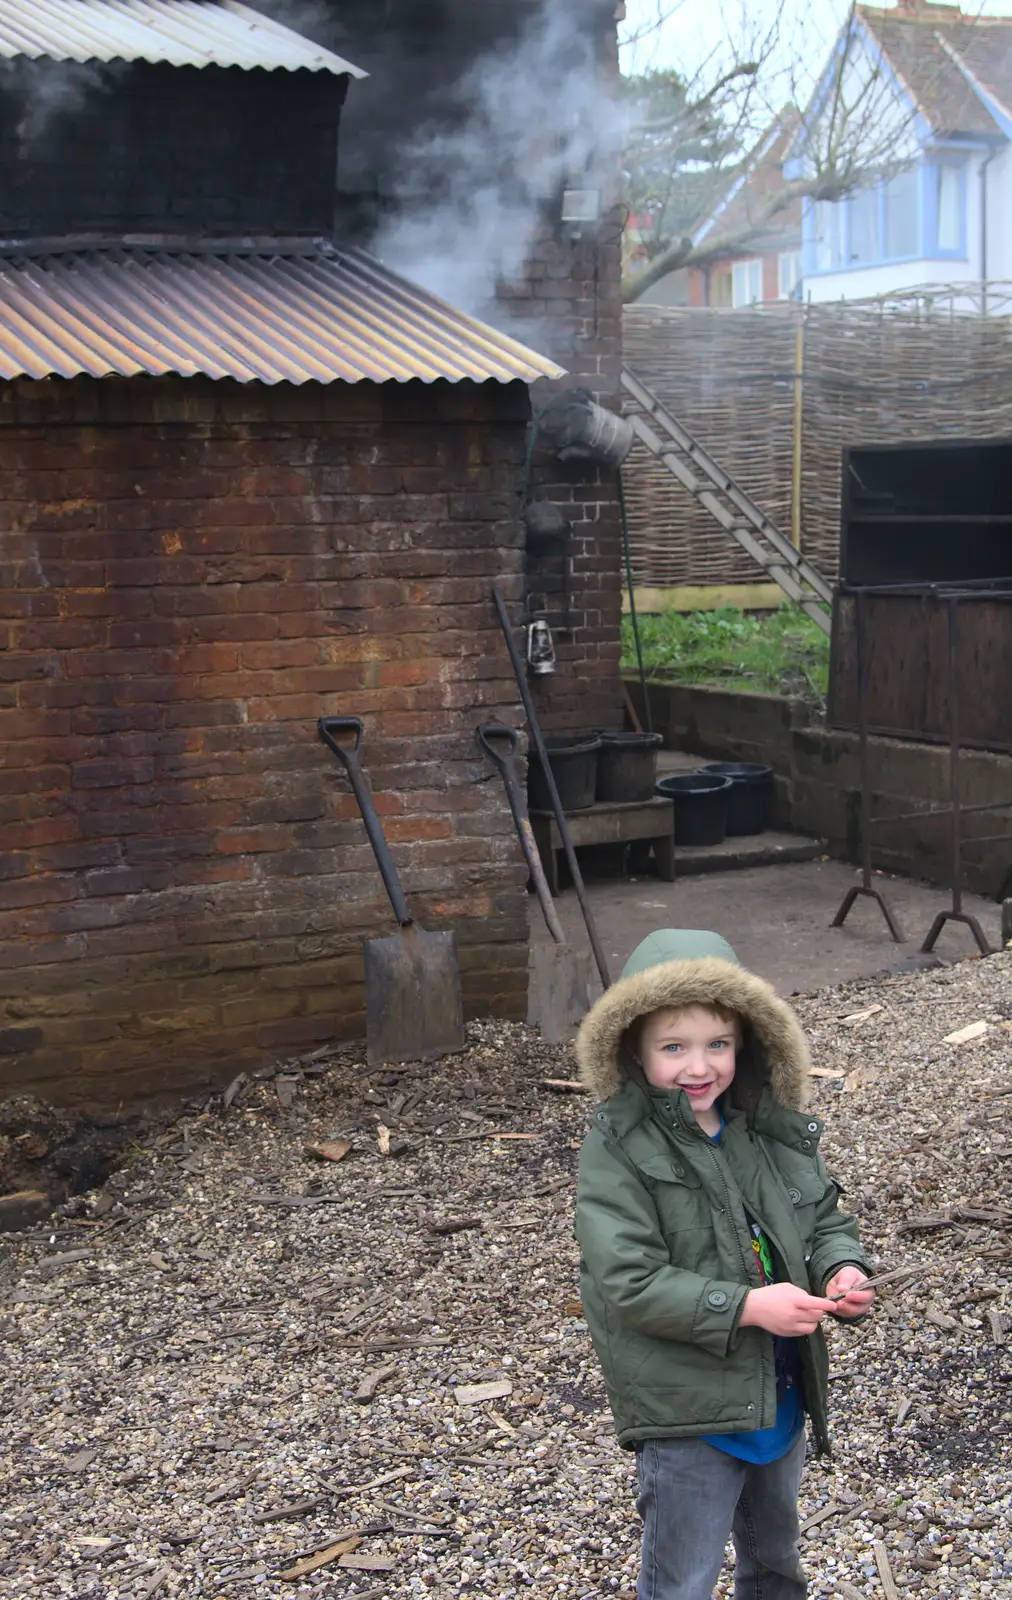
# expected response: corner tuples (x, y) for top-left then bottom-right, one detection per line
(701, 1134), (776, 1432)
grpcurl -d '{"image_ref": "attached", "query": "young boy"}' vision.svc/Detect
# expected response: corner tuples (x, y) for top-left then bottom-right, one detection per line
(574, 930), (873, 1600)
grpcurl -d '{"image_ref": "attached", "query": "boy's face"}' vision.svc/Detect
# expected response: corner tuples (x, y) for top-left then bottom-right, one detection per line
(635, 1005), (738, 1129)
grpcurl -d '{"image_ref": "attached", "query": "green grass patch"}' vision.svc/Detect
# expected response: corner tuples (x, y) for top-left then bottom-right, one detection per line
(622, 604), (830, 700)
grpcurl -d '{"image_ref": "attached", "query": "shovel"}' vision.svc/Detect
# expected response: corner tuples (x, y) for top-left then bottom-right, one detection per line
(318, 716), (465, 1067)
(476, 723), (594, 1043)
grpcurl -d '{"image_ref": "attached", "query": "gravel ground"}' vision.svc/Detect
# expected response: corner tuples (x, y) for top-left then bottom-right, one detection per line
(3, 952), (1012, 1600)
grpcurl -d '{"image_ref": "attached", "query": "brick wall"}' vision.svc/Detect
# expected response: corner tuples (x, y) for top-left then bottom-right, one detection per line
(0, 376), (532, 1108)
(500, 14), (625, 738)
(0, 62), (345, 238)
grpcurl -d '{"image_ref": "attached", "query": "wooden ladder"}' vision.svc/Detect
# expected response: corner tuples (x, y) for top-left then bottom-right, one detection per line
(621, 366), (832, 635)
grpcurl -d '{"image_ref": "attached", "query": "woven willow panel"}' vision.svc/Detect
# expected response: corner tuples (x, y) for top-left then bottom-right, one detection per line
(622, 297), (1012, 594)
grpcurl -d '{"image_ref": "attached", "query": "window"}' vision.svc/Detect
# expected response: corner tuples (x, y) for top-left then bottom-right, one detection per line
(778, 250), (802, 299)
(849, 185), (880, 262)
(732, 258), (763, 307)
(884, 167), (918, 258)
(936, 164), (962, 252)
(813, 200), (844, 270)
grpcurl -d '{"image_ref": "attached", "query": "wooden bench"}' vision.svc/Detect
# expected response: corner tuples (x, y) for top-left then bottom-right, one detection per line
(530, 797), (675, 895)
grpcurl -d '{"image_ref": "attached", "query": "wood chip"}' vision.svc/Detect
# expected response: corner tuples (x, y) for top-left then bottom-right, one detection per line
(943, 1020), (988, 1044)
(541, 1079), (585, 1091)
(808, 1067), (847, 1079)
(489, 1408), (517, 1435)
(377, 1124), (391, 1157)
(337, 1336), (452, 1351)
(205, 1472), (257, 1506)
(840, 1004), (884, 1026)
(799, 1500), (842, 1533)
(874, 1541), (901, 1600)
(250, 1497), (323, 1524)
(832, 1583), (867, 1600)
(43, 1250), (93, 1270)
(563, 1299), (583, 1317)
(66, 1447), (99, 1472)
(895, 1396), (914, 1427)
(304, 1139), (352, 1163)
(925, 1307), (958, 1332)
(428, 1217), (483, 1235)
(988, 1306), (1007, 1346)
(280, 1534), (361, 1581)
(320, 1466), (413, 1501)
(454, 1379), (513, 1406)
(354, 1364), (398, 1403)
(275, 1075), (298, 1108)
(338, 1555), (397, 1571)
(222, 1072), (246, 1109)
(488, 1132), (539, 1140)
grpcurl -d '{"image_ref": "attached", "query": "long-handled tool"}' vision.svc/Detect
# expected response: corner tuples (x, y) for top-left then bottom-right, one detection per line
(477, 724), (595, 1042)
(491, 583), (610, 990)
(318, 717), (465, 1067)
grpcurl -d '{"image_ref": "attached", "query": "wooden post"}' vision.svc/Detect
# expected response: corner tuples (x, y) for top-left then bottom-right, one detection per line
(791, 318), (805, 552)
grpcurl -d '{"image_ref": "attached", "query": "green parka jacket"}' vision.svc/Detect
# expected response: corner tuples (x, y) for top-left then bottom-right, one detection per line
(574, 930), (869, 1454)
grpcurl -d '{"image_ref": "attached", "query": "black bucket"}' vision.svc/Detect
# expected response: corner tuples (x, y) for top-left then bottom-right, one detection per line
(528, 734), (601, 812)
(699, 762), (774, 836)
(596, 731), (663, 804)
(655, 773), (733, 847)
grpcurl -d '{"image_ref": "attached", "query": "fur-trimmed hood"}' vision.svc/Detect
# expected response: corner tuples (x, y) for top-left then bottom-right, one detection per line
(576, 929), (810, 1112)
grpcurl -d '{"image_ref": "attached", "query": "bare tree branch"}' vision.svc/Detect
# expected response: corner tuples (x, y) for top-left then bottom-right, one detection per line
(622, 0), (987, 304)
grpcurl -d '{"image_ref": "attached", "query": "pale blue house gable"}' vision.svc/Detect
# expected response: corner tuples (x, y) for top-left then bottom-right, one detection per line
(787, 4), (1012, 302)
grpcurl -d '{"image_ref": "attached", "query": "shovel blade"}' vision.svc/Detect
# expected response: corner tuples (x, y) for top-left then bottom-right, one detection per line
(363, 927), (465, 1067)
(528, 944), (595, 1044)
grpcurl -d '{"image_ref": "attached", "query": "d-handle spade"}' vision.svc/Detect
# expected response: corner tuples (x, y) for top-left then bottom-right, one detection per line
(476, 723), (594, 1043)
(476, 724), (566, 943)
(318, 717), (464, 1067)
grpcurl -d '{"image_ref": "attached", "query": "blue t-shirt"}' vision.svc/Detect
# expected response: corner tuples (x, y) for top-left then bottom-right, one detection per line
(700, 1122), (804, 1465)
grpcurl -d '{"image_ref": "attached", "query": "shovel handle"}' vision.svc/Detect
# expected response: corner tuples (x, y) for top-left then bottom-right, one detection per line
(476, 724), (566, 946)
(318, 717), (412, 929)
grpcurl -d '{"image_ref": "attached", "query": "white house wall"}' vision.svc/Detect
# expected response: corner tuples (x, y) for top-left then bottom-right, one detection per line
(986, 143), (1012, 280)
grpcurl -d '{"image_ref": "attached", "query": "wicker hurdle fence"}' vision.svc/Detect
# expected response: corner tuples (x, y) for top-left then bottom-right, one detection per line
(621, 288), (1012, 602)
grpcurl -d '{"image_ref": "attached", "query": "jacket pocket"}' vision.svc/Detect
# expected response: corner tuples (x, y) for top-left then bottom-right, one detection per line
(633, 1156), (715, 1274)
(780, 1169), (825, 1247)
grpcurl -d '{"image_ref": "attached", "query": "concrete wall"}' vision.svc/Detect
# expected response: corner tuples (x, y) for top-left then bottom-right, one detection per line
(627, 678), (1012, 899)
(1, 376), (539, 1109)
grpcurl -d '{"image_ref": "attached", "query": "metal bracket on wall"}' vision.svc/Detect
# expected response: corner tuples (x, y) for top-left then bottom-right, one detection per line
(619, 366), (832, 635)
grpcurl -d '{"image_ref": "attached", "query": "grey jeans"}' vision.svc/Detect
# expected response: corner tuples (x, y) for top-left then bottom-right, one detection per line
(634, 1432), (807, 1600)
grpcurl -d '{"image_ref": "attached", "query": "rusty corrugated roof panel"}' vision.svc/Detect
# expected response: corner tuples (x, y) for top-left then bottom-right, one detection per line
(0, 0), (366, 75)
(0, 244), (565, 385)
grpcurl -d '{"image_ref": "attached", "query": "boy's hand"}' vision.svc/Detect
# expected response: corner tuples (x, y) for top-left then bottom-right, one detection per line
(738, 1283), (835, 1336)
(824, 1267), (876, 1319)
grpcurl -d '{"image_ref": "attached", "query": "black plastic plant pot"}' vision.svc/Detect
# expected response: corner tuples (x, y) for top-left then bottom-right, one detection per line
(528, 735), (601, 812)
(596, 731), (664, 804)
(655, 773), (733, 848)
(699, 762), (774, 836)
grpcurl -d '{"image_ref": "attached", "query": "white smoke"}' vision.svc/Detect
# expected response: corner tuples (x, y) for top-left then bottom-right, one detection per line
(371, 0), (628, 323)
(10, 60), (120, 149)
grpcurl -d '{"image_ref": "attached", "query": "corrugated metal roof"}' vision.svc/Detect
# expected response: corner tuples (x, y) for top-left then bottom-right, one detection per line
(0, 0), (366, 75)
(0, 244), (565, 385)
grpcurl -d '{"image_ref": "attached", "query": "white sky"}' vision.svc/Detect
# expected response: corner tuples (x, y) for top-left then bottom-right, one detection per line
(621, 0), (1012, 97)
